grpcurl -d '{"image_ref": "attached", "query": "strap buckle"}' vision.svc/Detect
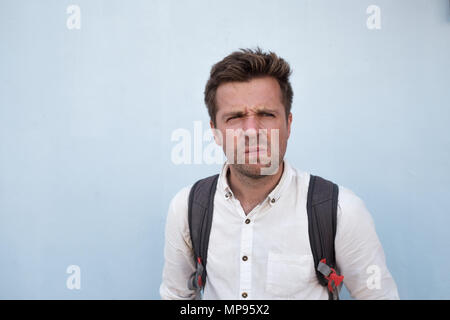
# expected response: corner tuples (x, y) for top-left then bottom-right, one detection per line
(188, 257), (205, 290)
(317, 258), (344, 293)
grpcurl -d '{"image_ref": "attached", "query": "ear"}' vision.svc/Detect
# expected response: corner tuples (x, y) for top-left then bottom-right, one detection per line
(287, 112), (292, 139)
(210, 120), (223, 146)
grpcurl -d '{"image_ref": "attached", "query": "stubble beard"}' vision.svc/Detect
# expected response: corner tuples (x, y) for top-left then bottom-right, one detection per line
(230, 150), (284, 180)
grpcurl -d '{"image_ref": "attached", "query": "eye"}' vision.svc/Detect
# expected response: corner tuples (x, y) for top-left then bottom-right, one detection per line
(261, 112), (274, 117)
(227, 115), (241, 122)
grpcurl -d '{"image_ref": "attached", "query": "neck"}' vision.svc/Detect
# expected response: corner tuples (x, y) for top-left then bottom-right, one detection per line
(227, 161), (285, 214)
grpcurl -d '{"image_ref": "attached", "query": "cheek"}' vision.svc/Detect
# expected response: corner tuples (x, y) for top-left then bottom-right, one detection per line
(262, 131), (287, 157)
(265, 123), (288, 143)
(218, 128), (238, 150)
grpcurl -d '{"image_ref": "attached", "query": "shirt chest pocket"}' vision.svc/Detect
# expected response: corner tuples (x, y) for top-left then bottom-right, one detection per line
(265, 252), (317, 299)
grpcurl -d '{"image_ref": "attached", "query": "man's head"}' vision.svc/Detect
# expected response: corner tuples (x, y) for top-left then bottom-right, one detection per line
(204, 48), (293, 177)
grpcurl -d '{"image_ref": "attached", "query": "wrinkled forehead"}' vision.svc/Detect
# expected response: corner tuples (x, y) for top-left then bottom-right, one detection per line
(215, 77), (284, 114)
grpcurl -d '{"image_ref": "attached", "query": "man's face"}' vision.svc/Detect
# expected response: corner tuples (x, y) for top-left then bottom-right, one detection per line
(211, 76), (292, 177)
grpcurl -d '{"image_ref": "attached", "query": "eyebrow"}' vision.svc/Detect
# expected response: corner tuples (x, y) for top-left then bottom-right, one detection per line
(221, 111), (245, 120)
(221, 107), (278, 120)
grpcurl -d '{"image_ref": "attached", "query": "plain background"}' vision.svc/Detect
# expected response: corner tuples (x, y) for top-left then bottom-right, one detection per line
(1, 0), (449, 299)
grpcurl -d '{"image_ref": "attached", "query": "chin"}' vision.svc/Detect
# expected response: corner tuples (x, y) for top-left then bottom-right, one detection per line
(233, 162), (275, 179)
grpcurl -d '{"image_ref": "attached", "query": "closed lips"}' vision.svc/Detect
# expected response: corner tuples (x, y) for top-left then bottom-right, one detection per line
(245, 147), (267, 153)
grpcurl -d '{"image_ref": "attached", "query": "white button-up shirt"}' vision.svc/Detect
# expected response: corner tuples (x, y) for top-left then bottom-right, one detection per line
(160, 160), (399, 300)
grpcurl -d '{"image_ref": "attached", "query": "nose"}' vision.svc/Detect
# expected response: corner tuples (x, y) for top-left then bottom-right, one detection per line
(242, 115), (260, 132)
(241, 116), (261, 148)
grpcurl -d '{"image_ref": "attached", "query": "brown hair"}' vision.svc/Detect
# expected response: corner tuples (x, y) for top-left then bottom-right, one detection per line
(204, 47), (293, 126)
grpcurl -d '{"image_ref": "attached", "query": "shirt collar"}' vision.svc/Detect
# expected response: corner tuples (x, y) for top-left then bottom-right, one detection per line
(218, 159), (294, 205)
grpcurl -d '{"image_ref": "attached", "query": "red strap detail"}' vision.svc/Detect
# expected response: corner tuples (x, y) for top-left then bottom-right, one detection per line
(197, 257), (203, 287)
(326, 270), (344, 292)
(320, 259), (344, 292)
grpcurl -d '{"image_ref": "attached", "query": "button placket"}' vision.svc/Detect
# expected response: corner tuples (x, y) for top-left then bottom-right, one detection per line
(239, 210), (253, 300)
(269, 196), (277, 206)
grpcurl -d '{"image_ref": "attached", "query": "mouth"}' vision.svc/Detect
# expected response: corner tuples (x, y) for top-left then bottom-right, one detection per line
(245, 146), (267, 154)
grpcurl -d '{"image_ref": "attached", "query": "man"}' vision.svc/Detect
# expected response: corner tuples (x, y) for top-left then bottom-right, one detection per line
(160, 48), (399, 300)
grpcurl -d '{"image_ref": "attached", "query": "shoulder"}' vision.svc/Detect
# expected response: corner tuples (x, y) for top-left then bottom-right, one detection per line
(167, 173), (220, 221)
(169, 184), (192, 213)
(164, 184), (194, 248)
(288, 165), (367, 216)
(336, 184), (375, 231)
(337, 185), (366, 212)
(166, 184), (193, 230)
(294, 166), (374, 229)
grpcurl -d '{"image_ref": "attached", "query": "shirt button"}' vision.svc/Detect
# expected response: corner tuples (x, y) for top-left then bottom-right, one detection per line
(270, 198), (276, 204)
(242, 292), (248, 298)
(245, 219), (251, 224)
(242, 256), (248, 261)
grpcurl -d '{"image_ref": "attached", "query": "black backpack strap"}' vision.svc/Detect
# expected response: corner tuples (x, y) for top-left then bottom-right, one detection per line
(306, 174), (343, 300)
(187, 174), (219, 291)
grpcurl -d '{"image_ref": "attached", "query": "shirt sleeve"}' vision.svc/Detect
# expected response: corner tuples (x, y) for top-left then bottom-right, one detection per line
(159, 185), (200, 300)
(334, 186), (400, 300)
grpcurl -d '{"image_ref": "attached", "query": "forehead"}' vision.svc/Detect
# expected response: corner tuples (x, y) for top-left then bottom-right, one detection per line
(215, 76), (283, 113)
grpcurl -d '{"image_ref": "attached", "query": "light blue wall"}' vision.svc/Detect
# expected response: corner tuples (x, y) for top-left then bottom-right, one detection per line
(0, 0), (449, 299)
